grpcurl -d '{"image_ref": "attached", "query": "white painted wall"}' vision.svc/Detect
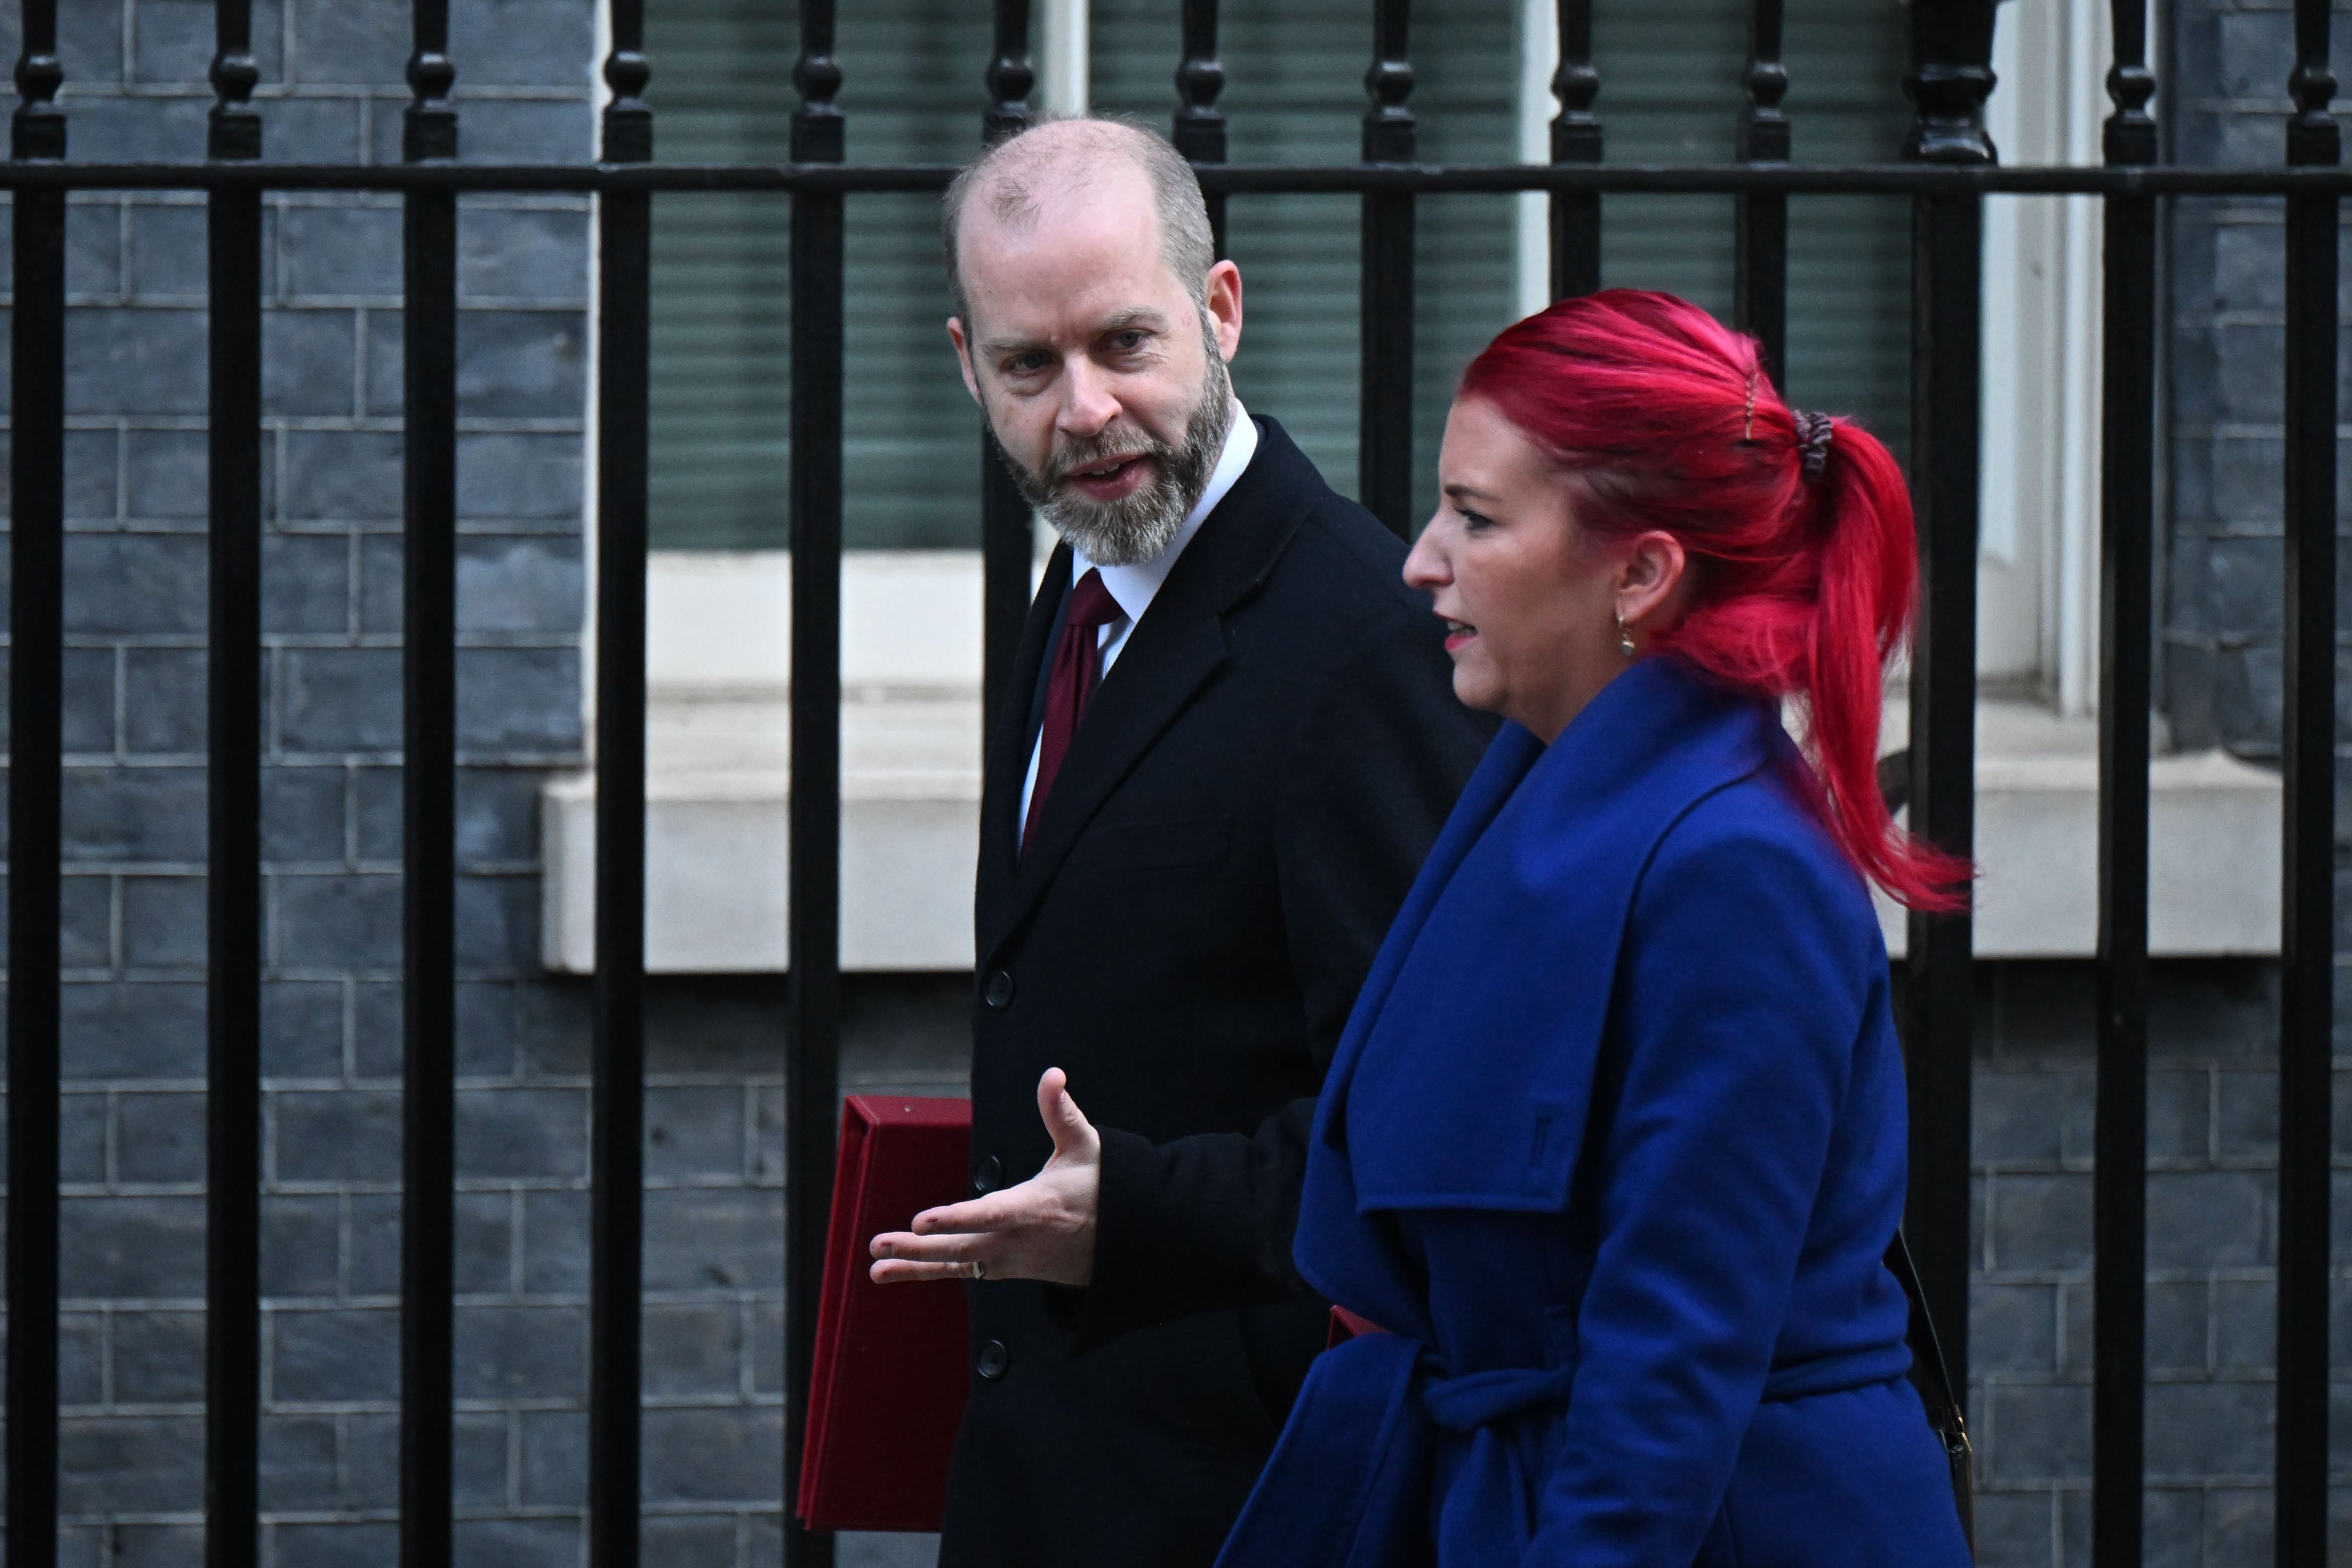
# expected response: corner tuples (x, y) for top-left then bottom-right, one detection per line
(1041, 0), (1089, 117)
(1514, 0), (1558, 322)
(1979, 0), (2120, 710)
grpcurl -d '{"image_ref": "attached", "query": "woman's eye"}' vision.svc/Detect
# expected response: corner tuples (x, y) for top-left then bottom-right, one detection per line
(1459, 509), (1495, 532)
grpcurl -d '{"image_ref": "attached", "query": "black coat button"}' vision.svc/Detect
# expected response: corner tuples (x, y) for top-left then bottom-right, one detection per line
(976, 1339), (1010, 1380)
(973, 1155), (1003, 1195)
(983, 971), (1015, 1009)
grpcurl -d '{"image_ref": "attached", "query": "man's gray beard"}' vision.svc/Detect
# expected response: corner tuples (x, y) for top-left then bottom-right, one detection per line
(1000, 339), (1235, 568)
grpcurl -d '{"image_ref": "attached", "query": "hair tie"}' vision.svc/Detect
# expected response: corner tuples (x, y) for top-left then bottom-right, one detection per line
(1795, 411), (1834, 483)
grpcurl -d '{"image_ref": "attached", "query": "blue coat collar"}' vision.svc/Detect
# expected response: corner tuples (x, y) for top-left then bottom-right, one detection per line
(1299, 659), (1786, 1311)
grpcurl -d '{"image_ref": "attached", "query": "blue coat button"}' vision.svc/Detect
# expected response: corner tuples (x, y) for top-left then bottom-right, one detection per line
(983, 971), (1015, 1009)
(973, 1155), (1003, 1194)
(976, 1339), (1010, 1379)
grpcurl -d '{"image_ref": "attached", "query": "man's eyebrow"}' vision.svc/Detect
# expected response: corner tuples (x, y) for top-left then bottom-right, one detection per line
(1096, 308), (1169, 334)
(979, 332), (1049, 359)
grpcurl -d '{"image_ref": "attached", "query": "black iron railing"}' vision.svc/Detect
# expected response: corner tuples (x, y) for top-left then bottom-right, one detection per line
(0, 1), (2341, 1567)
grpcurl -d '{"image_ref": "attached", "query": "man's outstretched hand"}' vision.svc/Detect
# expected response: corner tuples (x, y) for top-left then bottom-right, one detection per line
(868, 1068), (1101, 1288)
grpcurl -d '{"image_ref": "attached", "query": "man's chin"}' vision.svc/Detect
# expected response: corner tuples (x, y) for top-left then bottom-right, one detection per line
(1045, 496), (1186, 567)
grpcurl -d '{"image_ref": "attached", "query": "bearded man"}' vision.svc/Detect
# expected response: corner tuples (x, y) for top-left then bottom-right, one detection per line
(866, 118), (1491, 1568)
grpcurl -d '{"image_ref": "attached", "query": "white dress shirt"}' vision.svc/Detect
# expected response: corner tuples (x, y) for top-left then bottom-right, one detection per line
(1018, 402), (1260, 846)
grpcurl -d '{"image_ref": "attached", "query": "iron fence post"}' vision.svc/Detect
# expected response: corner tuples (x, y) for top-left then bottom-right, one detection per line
(980, 3), (1035, 747)
(589, 5), (653, 1564)
(399, 4), (462, 1563)
(2091, 4), (2160, 1562)
(786, 6), (848, 1563)
(1549, 0), (1601, 298)
(5, 7), (66, 1560)
(1177, 0), (1228, 257)
(1359, 0), (1415, 537)
(204, 4), (267, 1559)
(1734, 0), (1789, 388)
(1900, 0), (1998, 1411)
(2274, 1), (2339, 1560)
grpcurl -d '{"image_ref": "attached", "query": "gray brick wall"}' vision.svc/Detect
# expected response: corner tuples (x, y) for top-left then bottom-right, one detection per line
(0, 3), (957, 1564)
(1961, 961), (2335, 1568)
(2065, 0), (2352, 1562)
(2161, 0), (2351, 765)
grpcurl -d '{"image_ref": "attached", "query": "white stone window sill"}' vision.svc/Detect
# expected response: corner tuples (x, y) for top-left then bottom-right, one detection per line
(1872, 696), (2280, 958)
(541, 554), (2282, 973)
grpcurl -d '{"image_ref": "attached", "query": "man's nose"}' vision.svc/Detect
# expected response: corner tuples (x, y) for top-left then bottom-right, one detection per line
(1056, 361), (1121, 437)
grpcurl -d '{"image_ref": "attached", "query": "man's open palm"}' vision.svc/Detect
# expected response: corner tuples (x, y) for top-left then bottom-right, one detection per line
(868, 1067), (1102, 1287)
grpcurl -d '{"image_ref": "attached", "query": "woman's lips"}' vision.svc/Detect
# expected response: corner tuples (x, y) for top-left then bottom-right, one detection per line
(1063, 455), (1152, 502)
(1442, 619), (1476, 652)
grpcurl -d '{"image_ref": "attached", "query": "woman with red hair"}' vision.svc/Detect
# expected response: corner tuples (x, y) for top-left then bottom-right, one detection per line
(1216, 292), (1974, 1567)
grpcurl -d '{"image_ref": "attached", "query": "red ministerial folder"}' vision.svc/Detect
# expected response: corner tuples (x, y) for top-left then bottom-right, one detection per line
(796, 1095), (973, 1533)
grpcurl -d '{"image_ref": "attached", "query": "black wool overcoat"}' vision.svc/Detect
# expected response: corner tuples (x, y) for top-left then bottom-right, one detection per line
(937, 417), (1493, 1568)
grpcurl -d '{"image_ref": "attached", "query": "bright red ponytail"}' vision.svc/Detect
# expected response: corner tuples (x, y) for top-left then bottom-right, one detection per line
(1457, 289), (1969, 912)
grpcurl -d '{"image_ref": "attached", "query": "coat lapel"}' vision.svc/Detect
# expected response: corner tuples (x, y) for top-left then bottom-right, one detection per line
(975, 545), (1072, 946)
(976, 417), (1319, 964)
(1315, 660), (1781, 1215)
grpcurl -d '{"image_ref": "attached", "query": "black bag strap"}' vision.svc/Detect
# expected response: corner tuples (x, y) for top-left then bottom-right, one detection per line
(1886, 1229), (1976, 1556)
(1884, 1229), (1963, 1430)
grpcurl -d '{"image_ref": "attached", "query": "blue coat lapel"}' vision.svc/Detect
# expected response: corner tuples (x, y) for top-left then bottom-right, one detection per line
(1311, 659), (1783, 1222)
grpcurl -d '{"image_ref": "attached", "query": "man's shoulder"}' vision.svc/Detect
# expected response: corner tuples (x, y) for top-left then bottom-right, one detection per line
(1231, 427), (1423, 626)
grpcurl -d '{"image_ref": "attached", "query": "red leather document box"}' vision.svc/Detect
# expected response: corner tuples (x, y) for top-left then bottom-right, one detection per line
(796, 1095), (973, 1533)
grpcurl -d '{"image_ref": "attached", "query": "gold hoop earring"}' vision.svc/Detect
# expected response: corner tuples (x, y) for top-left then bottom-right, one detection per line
(1616, 609), (1636, 658)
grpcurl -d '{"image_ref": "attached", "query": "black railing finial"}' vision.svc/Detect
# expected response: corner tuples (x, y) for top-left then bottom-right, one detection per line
(12, 0), (64, 160)
(1551, 0), (1601, 167)
(1734, 0), (1789, 384)
(794, 0), (845, 165)
(210, 0), (261, 161)
(1739, 0), (1789, 164)
(1902, 0), (1999, 164)
(1363, 0), (1413, 164)
(2288, 0), (2338, 165)
(602, 0), (652, 164)
(407, 0), (459, 162)
(986, 0), (1035, 145)
(1175, 0), (1227, 165)
(2102, 0), (2156, 165)
(1549, 0), (1603, 299)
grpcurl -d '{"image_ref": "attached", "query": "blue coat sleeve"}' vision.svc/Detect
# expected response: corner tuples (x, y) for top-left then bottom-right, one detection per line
(1526, 795), (1870, 1567)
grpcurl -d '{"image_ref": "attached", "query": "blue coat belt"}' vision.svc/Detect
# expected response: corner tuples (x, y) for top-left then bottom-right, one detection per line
(1217, 660), (1974, 1568)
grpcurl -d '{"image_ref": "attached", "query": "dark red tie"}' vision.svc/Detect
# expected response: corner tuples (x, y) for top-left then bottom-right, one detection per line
(1023, 569), (1125, 855)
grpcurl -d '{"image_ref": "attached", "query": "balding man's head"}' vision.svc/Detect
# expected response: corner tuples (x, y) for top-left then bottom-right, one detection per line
(938, 117), (1244, 568)
(942, 117), (1216, 330)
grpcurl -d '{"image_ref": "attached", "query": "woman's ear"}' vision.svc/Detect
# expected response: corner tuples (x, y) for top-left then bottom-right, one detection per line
(1617, 530), (1688, 631)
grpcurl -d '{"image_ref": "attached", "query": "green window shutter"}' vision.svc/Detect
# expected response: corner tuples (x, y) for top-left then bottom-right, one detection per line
(647, 0), (1000, 550)
(643, 0), (1910, 548)
(646, 1), (796, 550)
(1594, 0), (1912, 456)
(1092, 0), (1520, 516)
(1782, 0), (1914, 460)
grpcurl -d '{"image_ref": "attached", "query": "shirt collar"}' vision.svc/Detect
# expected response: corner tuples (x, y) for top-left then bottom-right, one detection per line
(1071, 400), (1257, 626)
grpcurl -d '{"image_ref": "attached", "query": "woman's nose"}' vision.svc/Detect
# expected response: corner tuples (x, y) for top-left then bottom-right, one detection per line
(1403, 521), (1448, 588)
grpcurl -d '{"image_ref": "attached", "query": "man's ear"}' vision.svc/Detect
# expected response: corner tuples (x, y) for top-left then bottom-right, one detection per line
(946, 315), (982, 407)
(1618, 530), (1688, 631)
(1204, 259), (1243, 363)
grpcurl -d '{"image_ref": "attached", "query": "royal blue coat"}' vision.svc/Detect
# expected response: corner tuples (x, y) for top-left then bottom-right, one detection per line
(1215, 658), (1975, 1568)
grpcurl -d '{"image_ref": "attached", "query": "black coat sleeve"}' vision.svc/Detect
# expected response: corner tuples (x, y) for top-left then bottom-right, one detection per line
(1064, 599), (1492, 1352)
